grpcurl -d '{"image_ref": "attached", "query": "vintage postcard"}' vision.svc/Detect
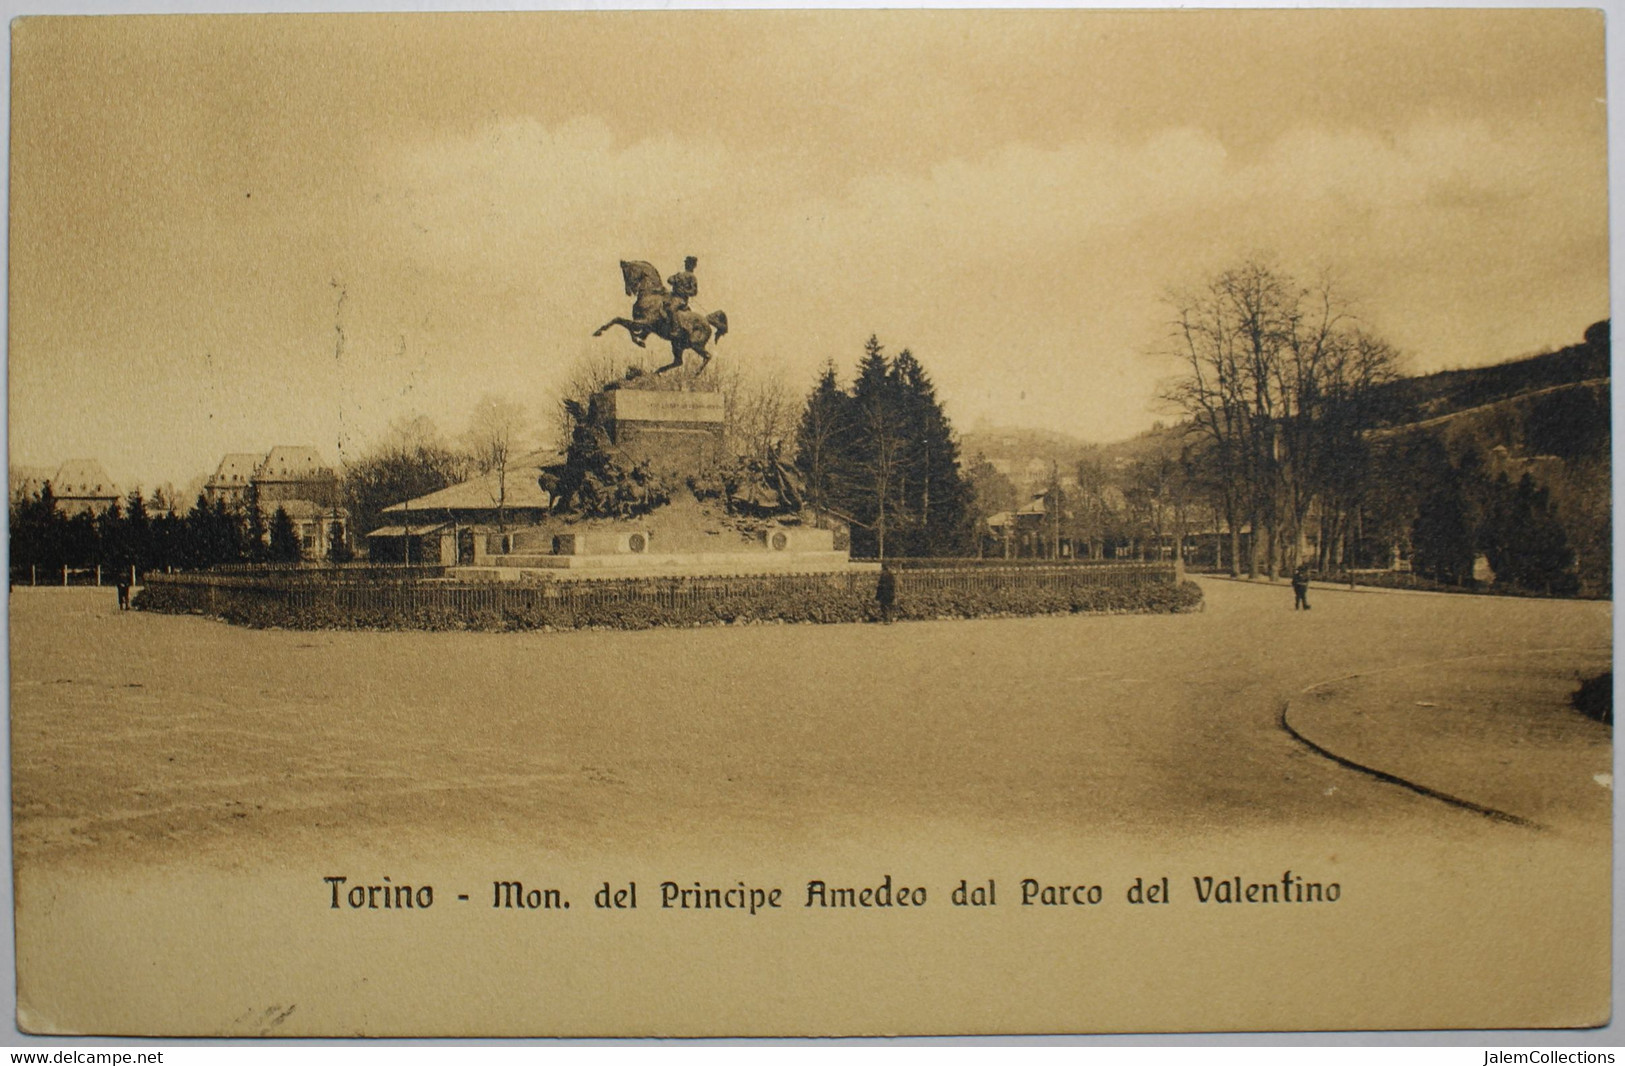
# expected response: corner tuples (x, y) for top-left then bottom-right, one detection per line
(6, 9), (1613, 1038)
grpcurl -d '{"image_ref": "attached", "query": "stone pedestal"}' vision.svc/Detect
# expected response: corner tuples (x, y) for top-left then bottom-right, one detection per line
(599, 388), (725, 477)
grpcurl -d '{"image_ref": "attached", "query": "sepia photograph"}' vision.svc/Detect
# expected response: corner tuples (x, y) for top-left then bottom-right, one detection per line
(5, 8), (1614, 1038)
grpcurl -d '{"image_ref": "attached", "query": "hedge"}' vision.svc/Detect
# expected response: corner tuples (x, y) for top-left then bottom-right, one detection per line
(134, 572), (1203, 632)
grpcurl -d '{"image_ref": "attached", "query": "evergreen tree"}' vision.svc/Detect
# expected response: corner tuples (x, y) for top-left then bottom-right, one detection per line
(213, 496), (245, 564)
(148, 509), (182, 574)
(1411, 450), (1488, 585)
(95, 497), (125, 574)
(1483, 473), (1575, 593)
(890, 350), (972, 555)
(123, 488), (150, 577)
(61, 510), (98, 573)
(10, 482), (63, 579)
(793, 361), (852, 517)
(328, 510), (354, 563)
(243, 483), (269, 564)
(269, 507), (302, 563)
(184, 493), (221, 569)
(1411, 482), (1473, 584)
(848, 336), (908, 558)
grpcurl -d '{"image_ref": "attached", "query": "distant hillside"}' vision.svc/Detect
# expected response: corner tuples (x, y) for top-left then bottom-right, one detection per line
(1367, 320), (1609, 429)
(960, 423), (1088, 459)
(959, 423), (1092, 495)
(1366, 324), (1610, 596)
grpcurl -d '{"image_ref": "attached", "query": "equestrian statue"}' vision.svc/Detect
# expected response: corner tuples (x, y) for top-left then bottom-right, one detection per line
(593, 258), (730, 374)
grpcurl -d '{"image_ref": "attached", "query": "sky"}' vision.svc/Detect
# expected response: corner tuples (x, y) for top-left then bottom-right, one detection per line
(7, 9), (1611, 494)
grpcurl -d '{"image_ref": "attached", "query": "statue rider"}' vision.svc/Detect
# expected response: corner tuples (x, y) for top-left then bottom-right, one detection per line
(666, 256), (699, 327)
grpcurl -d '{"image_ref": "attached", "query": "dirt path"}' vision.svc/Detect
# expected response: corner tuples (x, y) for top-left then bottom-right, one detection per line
(11, 581), (1611, 865)
(8, 582), (1612, 1035)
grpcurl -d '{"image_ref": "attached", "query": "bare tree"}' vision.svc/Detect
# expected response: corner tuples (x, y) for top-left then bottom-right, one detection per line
(547, 350), (636, 445)
(340, 413), (470, 546)
(1163, 262), (1400, 578)
(718, 363), (798, 461)
(1164, 263), (1285, 575)
(384, 413), (452, 458)
(461, 395), (529, 532)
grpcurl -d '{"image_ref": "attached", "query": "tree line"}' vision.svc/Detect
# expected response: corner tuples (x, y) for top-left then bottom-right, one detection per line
(9, 482), (336, 581)
(967, 261), (1604, 595)
(1158, 263), (1603, 594)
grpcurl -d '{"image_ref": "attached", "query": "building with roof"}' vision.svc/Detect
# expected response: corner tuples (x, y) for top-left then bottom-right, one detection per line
(9, 465), (54, 505)
(205, 446), (348, 560)
(204, 453), (262, 509)
(51, 460), (120, 516)
(367, 450), (561, 564)
(986, 491), (1074, 559)
(255, 446), (341, 507)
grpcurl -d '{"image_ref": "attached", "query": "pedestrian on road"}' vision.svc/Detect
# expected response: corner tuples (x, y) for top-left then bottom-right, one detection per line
(876, 564), (897, 624)
(1292, 564), (1311, 611)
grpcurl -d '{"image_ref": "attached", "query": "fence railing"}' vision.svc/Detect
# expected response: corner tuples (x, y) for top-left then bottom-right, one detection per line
(882, 556), (1168, 569)
(145, 565), (448, 586)
(10, 565), (120, 587)
(193, 562), (449, 581)
(892, 562), (1169, 593)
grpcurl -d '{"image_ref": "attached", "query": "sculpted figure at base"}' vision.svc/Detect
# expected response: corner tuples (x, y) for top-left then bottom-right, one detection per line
(593, 258), (729, 374)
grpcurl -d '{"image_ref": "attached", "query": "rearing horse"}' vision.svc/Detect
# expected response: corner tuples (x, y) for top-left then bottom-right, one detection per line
(593, 260), (730, 373)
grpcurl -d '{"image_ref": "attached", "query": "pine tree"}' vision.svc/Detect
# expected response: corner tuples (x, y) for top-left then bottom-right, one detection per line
(183, 493), (213, 569)
(327, 509), (354, 563)
(95, 497), (125, 574)
(1411, 452), (1486, 585)
(62, 510), (98, 572)
(11, 482), (64, 578)
(269, 507), (302, 563)
(1488, 474), (1575, 593)
(243, 482), (269, 564)
(890, 350), (972, 555)
(793, 361), (851, 517)
(213, 496), (245, 564)
(123, 488), (150, 577)
(848, 336), (908, 559)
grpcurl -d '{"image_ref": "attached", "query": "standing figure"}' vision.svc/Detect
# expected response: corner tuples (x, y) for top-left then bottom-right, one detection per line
(1292, 564), (1311, 611)
(876, 564), (897, 624)
(116, 574), (131, 610)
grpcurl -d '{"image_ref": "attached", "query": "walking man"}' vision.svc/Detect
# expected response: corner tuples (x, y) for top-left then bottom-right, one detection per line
(1292, 564), (1311, 611)
(876, 563), (897, 624)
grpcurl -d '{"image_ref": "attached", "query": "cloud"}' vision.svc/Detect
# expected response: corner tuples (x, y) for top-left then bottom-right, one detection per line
(10, 86), (1605, 491)
(282, 107), (1604, 462)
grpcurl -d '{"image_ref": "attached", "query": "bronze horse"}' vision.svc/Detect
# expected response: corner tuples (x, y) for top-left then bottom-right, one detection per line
(593, 260), (729, 374)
